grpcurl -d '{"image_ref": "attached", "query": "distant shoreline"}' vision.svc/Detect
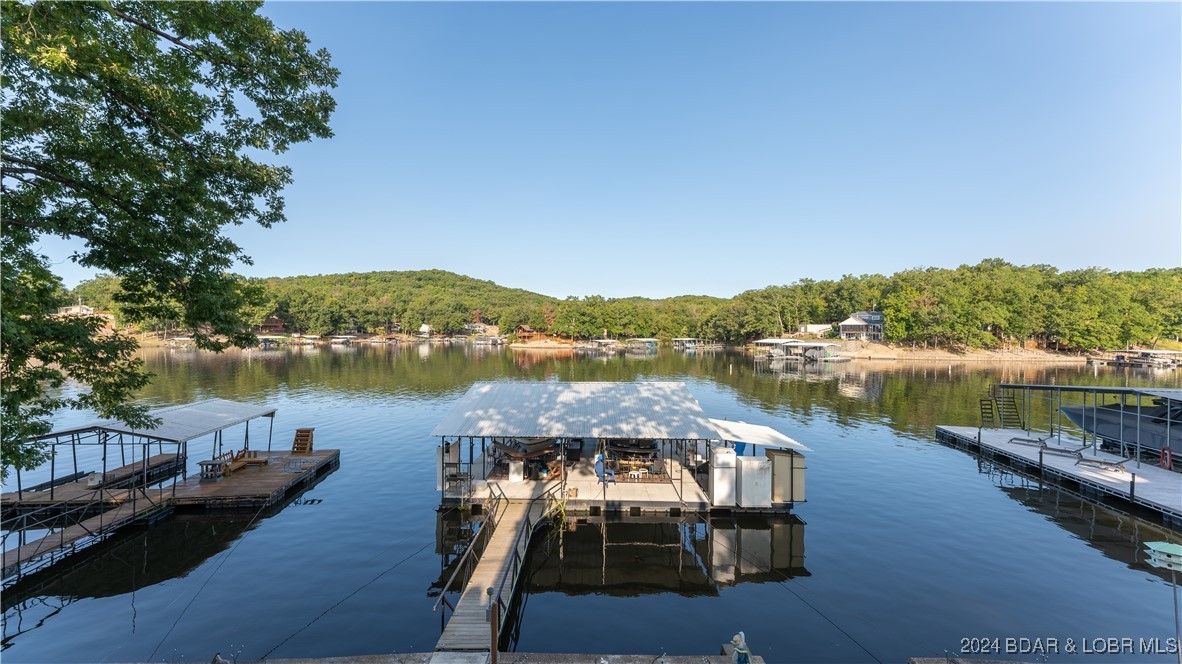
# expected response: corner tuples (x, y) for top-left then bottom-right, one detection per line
(838, 342), (1090, 364)
(133, 335), (1110, 364)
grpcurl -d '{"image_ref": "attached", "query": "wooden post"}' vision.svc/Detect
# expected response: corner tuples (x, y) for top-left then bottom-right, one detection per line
(489, 586), (499, 664)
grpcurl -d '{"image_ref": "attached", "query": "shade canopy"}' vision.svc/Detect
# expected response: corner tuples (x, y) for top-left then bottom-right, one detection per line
(708, 418), (812, 452)
(38, 398), (276, 443)
(431, 382), (718, 440)
(998, 384), (1182, 402)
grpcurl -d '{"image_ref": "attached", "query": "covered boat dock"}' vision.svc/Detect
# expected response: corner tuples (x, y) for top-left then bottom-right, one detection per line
(753, 338), (841, 363)
(431, 381), (808, 515)
(429, 381), (807, 656)
(2, 399), (337, 584)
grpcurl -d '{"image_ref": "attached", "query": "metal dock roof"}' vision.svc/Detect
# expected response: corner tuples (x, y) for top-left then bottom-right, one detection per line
(431, 381), (719, 440)
(36, 398), (276, 443)
(708, 418), (812, 452)
(998, 384), (1182, 401)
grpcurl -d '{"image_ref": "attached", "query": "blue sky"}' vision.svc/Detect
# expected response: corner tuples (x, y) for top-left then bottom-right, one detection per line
(46, 2), (1181, 299)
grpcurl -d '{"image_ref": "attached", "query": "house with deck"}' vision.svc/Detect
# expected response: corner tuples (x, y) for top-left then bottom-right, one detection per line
(839, 311), (884, 341)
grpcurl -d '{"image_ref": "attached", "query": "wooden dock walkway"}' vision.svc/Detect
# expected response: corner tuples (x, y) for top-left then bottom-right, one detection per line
(2, 492), (172, 580)
(436, 502), (530, 651)
(937, 426), (1182, 524)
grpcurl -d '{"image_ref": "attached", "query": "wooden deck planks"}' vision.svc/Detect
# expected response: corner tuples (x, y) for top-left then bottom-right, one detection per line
(2, 495), (172, 575)
(173, 450), (339, 507)
(436, 502), (531, 651)
(2, 455), (180, 507)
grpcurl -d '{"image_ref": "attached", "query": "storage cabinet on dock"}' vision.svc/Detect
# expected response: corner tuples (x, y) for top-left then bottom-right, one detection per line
(709, 447), (737, 507)
(767, 448), (806, 503)
(736, 456), (772, 508)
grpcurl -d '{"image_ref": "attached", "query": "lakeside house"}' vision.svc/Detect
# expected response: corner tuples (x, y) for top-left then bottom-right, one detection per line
(514, 325), (546, 343)
(839, 311), (884, 341)
(54, 303), (116, 331)
(57, 304), (95, 316)
(254, 316), (287, 334)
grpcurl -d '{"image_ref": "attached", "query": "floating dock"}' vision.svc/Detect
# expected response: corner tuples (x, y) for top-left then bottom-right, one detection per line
(2, 450), (338, 583)
(431, 382), (810, 657)
(936, 426), (1181, 524)
(2, 398), (339, 586)
(172, 449), (338, 509)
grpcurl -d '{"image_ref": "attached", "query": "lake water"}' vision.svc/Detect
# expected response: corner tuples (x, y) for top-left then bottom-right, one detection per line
(3, 345), (1180, 663)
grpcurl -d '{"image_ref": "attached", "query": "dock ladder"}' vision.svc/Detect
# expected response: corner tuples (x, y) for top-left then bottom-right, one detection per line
(980, 394), (1024, 430)
(979, 397), (997, 429)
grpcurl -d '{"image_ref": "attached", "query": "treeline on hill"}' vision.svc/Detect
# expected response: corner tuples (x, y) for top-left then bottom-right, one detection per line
(70, 261), (1182, 351)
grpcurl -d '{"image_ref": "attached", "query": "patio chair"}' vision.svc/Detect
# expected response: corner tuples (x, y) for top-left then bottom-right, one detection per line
(594, 458), (615, 484)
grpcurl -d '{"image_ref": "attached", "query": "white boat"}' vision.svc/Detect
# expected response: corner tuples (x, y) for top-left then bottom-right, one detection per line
(1060, 394), (1181, 457)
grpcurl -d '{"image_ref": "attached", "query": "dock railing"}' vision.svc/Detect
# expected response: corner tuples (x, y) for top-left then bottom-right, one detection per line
(2, 486), (169, 583)
(432, 482), (510, 613)
(488, 483), (564, 639)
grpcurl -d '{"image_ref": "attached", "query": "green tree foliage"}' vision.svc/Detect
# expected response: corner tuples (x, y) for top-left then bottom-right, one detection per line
(2, 1), (337, 477)
(80, 262), (1182, 355)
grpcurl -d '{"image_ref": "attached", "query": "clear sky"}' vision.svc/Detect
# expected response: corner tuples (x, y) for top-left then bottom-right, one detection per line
(44, 1), (1182, 299)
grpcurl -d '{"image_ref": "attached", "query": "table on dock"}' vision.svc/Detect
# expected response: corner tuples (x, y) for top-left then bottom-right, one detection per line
(436, 502), (530, 651)
(937, 426), (1182, 522)
(450, 456), (710, 514)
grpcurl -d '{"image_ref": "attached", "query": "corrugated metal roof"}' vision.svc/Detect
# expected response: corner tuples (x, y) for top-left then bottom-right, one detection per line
(999, 385), (1182, 401)
(708, 418), (812, 452)
(45, 398), (276, 443)
(431, 382), (717, 440)
(1139, 388), (1182, 401)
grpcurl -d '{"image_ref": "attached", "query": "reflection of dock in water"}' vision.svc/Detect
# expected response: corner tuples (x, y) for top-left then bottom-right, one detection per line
(431, 513), (807, 653)
(517, 514), (810, 591)
(2, 470), (329, 646)
(497, 515), (806, 649)
(988, 475), (1180, 583)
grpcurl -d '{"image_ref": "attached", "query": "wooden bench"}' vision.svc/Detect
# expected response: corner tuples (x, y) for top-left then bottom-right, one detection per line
(199, 451), (236, 480)
(237, 449), (269, 466)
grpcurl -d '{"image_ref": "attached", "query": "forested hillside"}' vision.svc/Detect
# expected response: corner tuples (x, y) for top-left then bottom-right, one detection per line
(70, 261), (1182, 351)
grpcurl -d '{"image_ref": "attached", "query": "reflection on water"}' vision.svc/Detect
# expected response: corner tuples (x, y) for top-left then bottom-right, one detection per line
(2, 346), (1179, 662)
(1, 473), (330, 649)
(977, 460), (1179, 583)
(522, 515), (807, 597)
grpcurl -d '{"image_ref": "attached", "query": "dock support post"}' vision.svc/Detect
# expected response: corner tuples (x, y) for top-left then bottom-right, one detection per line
(1039, 448), (1044, 479)
(487, 586), (499, 664)
(1129, 473), (1136, 501)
